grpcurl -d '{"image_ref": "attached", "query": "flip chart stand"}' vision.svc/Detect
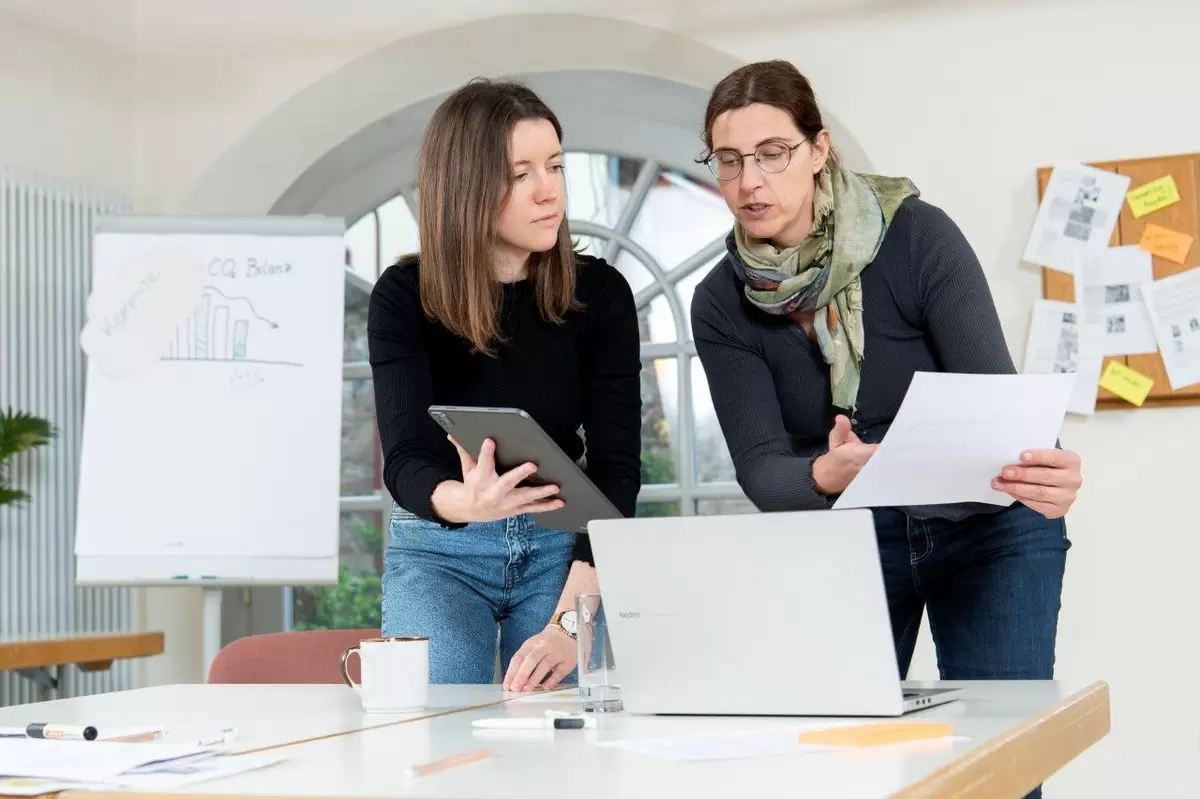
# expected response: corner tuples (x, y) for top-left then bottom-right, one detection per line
(203, 587), (223, 679)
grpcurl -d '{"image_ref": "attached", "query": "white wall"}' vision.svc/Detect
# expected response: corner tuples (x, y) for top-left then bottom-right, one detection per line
(0, 1), (134, 198)
(4, 1), (1196, 794)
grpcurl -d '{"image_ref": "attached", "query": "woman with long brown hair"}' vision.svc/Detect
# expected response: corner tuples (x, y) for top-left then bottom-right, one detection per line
(692, 62), (1081, 799)
(368, 79), (641, 689)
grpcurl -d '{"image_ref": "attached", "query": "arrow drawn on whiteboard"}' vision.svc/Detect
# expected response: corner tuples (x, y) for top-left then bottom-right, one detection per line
(200, 285), (278, 328)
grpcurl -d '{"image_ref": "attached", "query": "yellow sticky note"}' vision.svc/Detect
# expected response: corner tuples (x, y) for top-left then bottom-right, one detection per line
(1127, 175), (1180, 218)
(1099, 361), (1154, 406)
(1139, 223), (1194, 264)
(798, 721), (954, 747)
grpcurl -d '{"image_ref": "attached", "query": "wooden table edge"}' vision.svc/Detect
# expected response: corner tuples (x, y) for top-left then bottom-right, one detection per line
(0, 633), (165, 671)
(891, 679), (1112, 798)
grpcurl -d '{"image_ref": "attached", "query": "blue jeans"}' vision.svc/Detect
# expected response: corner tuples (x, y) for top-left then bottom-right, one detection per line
(873, 502), (1070, 799)
(381, 507), (577, 684)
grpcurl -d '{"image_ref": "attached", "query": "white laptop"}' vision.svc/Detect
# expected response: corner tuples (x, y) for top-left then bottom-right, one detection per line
(584, 509), (962, 717)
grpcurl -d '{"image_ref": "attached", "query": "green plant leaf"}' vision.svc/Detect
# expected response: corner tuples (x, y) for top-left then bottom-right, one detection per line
(0, 407), (57, 508)
(0, 487), (30, 506)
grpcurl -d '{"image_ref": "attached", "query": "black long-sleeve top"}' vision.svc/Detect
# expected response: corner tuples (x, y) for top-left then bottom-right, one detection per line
(367, 253), (643, 564)
(691, 197), (1017, 521)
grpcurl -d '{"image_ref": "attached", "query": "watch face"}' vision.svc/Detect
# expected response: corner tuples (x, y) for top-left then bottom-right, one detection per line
(559, 610), (578, 635)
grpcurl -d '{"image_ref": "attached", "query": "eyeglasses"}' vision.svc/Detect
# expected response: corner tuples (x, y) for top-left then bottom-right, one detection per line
(702, 139), (807, 181)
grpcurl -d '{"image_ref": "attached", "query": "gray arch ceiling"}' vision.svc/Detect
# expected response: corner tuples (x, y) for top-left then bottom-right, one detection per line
(177, 12), (873, 219)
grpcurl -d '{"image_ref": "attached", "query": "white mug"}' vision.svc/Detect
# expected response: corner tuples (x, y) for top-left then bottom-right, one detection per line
(340, 636), (429, 713)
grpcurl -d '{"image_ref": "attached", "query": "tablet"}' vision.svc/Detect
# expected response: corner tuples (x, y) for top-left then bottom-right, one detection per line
(427, 405), (624, 534)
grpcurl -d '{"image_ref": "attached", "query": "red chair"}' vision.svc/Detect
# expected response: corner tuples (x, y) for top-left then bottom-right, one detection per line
(207, 629), (381, 684)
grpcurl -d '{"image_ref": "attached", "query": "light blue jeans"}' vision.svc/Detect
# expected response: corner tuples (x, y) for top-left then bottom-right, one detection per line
(381, 506), (577, 684)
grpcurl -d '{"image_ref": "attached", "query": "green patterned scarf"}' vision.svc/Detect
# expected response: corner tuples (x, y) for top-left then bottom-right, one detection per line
(726, 162), (918, 412)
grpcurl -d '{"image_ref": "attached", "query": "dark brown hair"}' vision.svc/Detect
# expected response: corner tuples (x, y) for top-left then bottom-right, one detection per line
(414, 78), (579, 356)
(700, 60), (837, 165)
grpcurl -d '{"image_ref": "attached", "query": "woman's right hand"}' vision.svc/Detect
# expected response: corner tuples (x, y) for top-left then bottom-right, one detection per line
(431, 437), (564, 523)
(811, 415), (878, 497)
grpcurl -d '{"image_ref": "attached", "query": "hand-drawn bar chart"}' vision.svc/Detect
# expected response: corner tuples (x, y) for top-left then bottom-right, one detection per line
(163, 285), (299, 366)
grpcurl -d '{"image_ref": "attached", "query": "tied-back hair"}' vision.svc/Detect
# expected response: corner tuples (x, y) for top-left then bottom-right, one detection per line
(698, 59), (839, 167)
(413, 78), (580, 356)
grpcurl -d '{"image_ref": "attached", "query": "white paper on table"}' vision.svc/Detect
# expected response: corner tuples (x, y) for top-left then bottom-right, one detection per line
(1142, 268), (1200, 390)
(0, 738), (216, 782)
(0, 754), (282, 794)
(113, 753), (284, 790)
(1022, 163), (1130, 274)
(600, 725), (966, 762)
(832, 372), (1074, 510)
(1073, 246), (1158, 355)
(1020, 298), (1106, 416)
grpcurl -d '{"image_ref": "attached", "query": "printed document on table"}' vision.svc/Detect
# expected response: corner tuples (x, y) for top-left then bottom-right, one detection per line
(1142, 268), (1200, 390)
(832, 372), (1074, 510)
(1073, 246), (1158, 355)
(1021, 298), (1106, 416)
(1023, 163), (1130, 274)
(0, 738), (215, 782)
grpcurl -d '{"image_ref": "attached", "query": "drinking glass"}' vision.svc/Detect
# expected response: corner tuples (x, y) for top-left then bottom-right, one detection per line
(576, 592), (622, 712)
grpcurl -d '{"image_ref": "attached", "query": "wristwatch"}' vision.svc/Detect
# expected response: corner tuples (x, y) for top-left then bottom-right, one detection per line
(548, 609), (579, 639)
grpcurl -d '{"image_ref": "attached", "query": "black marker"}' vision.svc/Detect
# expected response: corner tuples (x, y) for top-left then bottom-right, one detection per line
(26, 723), (99, 740)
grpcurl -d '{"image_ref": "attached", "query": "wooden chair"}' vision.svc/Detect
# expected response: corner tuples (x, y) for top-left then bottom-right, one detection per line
(207, 629), (381, 684)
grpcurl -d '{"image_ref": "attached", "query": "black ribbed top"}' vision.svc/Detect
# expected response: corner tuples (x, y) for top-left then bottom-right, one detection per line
(367, 254), (643, 565)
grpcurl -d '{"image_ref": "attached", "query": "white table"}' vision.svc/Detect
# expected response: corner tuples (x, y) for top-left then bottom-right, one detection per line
(3, 679), (1109, 799)
(0, 684), (507, 755)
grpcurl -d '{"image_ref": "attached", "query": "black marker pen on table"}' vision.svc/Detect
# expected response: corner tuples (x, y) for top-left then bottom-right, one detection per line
(25, 723), (98, 740)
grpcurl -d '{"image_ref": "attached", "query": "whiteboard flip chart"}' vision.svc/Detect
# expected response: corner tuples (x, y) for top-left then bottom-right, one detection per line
(74, 216), (346, 584)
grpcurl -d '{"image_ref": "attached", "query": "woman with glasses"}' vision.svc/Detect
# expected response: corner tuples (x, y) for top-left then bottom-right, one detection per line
(369, 78), (642, 691)
(690, 60), (1083, 723)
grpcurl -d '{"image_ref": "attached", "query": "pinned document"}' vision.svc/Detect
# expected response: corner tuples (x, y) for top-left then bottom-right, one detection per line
(1021, 298), (1105, 416)
(1022, 163), (1129, 273)
(1141, 267), (1200, 390)
(1073, 246), (1158, 356)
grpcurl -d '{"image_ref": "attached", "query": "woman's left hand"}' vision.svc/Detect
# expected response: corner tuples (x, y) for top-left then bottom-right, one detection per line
(993, 448), (1083, 519)
(503, 628), (577, 693)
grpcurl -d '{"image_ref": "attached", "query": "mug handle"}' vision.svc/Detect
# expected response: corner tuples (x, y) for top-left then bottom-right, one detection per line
(339, 644), (361, 689)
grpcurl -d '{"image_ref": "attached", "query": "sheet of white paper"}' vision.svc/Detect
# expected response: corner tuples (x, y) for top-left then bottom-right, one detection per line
(1020, 298), (1106, 416)
(833, 372), (1074, 510)
(111, 753), (284, 790)
(1073, 246), (1158, 355)
(1142, 268), (1200, 390)
(0, 738), (215, 782)
(0, 754), (280, 794)
(600, 725), (966, 762)
(1023, 163), (1130, 273)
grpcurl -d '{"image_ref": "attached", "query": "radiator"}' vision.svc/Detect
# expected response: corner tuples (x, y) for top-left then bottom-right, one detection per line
(0, 168), (134, 705)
